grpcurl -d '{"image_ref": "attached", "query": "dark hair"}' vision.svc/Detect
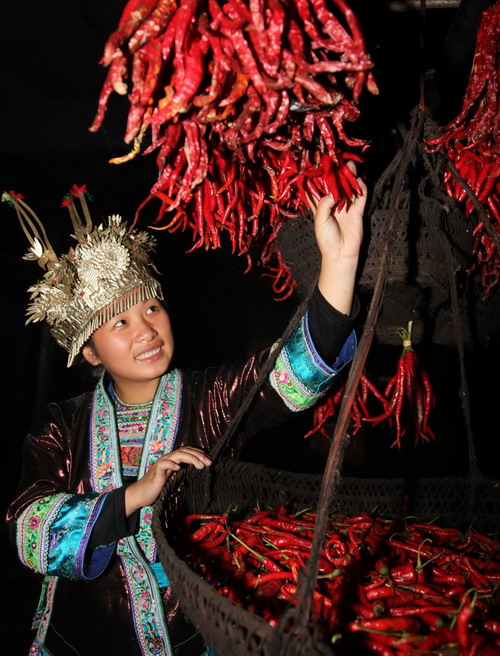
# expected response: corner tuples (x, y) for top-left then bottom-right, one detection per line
(73, 338), (104, 382)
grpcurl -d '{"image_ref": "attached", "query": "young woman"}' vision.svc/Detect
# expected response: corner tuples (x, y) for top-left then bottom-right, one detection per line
(6, 171), (367, 656)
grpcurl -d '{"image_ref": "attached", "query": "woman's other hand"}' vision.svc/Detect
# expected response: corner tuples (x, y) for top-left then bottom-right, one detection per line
(125, 447), (212, 515)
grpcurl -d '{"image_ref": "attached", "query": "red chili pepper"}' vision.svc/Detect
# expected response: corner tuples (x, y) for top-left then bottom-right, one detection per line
(456, 590), (477, 649)
(411, 628), (457, 651)
(484, 620), (500, 635)
(417, 611), (445, 629)
(259, 516), (315, 533)
(432, 573), (467, 586)
(387, 538), (434, 559)
(383, 590), (420, 608)
(230, 533), (284, 573)
(128, 0), (177, 54)
(349, 616), (421, 633)
(243, 570), (294, 589)
(389, 562), (417, 584)
(365, 586), (396, 601)
(200, 525), (230, 549)
(389, 604), (453, 618)
(184, 513), (222, 529)
(352, 602), (385, 620)
(359, 640), (395, 656)
(461, 557), (490, 590)
(189, 520), (225, 542)
(101, 0), (157, 66)
(444, 584), (468, 599)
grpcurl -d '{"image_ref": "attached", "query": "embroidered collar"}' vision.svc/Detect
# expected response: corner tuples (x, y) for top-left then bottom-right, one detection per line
(108, 382), (154, 411)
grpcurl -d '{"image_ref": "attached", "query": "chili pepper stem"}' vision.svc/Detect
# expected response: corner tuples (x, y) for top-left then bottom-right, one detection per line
(354, 625), (414, 638)
(449, 587), (478, 631)
(397, 320), (413, 356)
(416, 538), (433, 570)
(230, 532), (265, 563)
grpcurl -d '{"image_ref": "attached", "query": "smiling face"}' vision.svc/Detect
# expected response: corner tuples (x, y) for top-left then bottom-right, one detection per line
(82, 297), (174, 403)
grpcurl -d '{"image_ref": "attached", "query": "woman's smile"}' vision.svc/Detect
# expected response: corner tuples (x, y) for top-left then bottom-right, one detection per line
(135, 344), (163, 361)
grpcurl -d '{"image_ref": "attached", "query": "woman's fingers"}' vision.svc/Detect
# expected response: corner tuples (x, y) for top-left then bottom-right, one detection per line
(345, 159), (358, 176)
(304, 190), (315, 212)
(311, 161), (365, 217)
(158, 447), (212, 470)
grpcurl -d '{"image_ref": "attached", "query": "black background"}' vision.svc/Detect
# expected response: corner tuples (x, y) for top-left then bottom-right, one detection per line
(1, 1), (498, 653)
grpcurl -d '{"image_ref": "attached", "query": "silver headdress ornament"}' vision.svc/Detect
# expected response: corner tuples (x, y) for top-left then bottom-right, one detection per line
(2, 185), (164, 366)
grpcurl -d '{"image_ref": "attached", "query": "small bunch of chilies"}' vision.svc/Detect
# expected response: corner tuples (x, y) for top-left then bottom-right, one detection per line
(308, 321), (435, 447)
(426, 0), (500, 295)
(179, 506), (500, 654)
(91, 0), (378, 298)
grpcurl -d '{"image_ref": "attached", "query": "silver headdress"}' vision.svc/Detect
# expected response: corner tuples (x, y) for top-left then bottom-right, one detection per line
(3, 186), (164, 366)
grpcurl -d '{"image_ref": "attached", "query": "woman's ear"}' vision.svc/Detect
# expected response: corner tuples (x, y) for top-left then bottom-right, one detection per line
(82, 344), (102, 366)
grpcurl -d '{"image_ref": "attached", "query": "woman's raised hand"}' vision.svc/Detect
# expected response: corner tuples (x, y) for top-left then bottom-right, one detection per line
(309, 160), (367, 262)
(309, 161), (368, 316)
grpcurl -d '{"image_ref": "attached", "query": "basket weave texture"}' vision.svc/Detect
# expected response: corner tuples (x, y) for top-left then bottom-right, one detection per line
(153, 457), (500, 656)
(275, 194), (500, 346)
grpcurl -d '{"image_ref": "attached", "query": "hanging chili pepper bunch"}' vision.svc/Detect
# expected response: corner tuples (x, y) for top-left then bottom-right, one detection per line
(425, 1), (500, 295)
(90, 0), (377, 298)
(308, 322), (435, 448)
(368, 321), (435, 449)
(178, 507), (500, 653)
(306, 371), (392, 438)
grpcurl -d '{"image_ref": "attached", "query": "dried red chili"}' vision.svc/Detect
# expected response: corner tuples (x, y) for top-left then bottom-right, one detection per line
(91, 0), (377, 298)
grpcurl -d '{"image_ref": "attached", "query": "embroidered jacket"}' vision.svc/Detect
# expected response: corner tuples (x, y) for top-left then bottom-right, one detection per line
(7, 315), (356, 656)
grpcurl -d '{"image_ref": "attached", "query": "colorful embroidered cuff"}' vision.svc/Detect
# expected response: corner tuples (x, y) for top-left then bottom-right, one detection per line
(269, 313), (357, 412)
(16, 492), (114, 579)
(48, 492), (114, 579)
(17, 493), (70, 573)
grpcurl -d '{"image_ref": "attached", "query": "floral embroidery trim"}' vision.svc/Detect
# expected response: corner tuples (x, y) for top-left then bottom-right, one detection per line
(16, 494), (71, 573)
(31, 575), (58, 644)
(269, 315), (332, 411)
(120, 537), (173, 656)
(89, 370), (182, 656)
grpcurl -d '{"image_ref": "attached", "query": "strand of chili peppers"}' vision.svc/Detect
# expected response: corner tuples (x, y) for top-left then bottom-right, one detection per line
(307, 323), (435, 447)
(91, 0), (377, 298)
(178, 507), (500, 654)
(306, 370), (393, 438)
(425, 1), (500, 295)
(365, 321), (435, 449)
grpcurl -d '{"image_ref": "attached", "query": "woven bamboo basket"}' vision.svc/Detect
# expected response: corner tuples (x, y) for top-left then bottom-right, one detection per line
(153, 457), (500, 656)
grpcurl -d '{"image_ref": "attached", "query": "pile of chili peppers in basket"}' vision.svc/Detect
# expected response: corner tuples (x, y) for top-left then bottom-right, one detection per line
(308, 321), (435, 448)
(179, 506), (500, 654)
(425, 1), (500, 295)
(91, 0), (377, 298)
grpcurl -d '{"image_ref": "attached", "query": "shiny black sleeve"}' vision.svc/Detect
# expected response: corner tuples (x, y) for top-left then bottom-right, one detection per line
(307, 285), (359, 363)
(89, 485), (140, 548)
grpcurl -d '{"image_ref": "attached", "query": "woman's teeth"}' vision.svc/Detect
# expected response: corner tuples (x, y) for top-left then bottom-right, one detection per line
(136, 346), (161, 360)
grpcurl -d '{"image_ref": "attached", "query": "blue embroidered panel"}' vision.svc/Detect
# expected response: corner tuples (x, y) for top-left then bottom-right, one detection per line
(47, 492), (114, 579)
(269, 314), (357, 411)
